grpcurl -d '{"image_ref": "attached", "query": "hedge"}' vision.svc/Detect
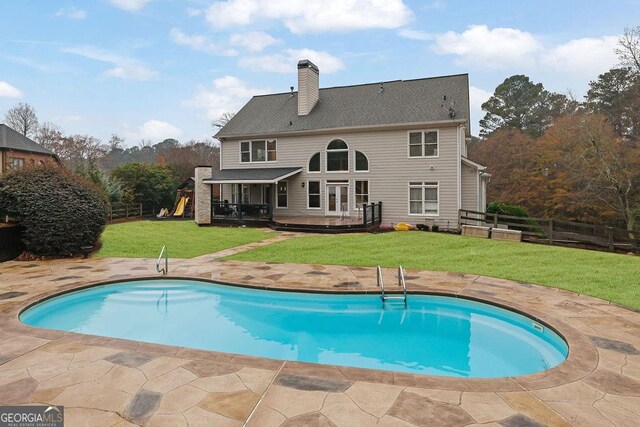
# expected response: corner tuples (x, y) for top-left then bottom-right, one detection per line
(0, 163), (109, 256)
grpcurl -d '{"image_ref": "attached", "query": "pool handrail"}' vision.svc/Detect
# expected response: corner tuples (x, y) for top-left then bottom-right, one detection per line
(157, 245), (168, 276)
(376, 265), (385, 301)
(398, 265), (407, 302)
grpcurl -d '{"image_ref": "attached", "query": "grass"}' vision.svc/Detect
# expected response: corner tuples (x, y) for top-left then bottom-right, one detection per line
(97, 221), (272, 259)
(227, 231), (640, 310)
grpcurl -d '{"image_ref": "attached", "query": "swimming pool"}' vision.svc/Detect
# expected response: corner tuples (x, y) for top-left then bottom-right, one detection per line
(20, 279), (568, 378)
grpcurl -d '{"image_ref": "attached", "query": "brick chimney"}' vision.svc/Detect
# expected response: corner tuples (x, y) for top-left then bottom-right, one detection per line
(297, 59), (319, 116)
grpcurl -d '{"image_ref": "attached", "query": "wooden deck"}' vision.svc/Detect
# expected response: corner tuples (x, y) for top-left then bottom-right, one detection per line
(272, 215), (374, 233)
(273, 215), (362, 226)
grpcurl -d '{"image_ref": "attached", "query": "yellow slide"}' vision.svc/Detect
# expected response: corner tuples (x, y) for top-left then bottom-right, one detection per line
(173, 197), (188, 216)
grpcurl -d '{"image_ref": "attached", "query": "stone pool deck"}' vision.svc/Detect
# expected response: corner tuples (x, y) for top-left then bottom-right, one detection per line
(1, 242), (640, 426)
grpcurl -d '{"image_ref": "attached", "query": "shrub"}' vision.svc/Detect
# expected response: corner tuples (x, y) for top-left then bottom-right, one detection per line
(486, 202), (530, 217)
(0, 163), (109, 256)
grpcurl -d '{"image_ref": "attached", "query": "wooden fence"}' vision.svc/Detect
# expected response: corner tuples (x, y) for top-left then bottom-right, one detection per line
(459, 209), (639, 253)
(109, 203), (148, 221)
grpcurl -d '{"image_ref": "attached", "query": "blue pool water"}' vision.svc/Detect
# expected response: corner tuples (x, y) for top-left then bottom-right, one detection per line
(20, 279), (568, 378)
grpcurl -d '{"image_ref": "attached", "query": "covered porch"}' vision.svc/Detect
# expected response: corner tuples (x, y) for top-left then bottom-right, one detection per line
(201, 166), (382, 232)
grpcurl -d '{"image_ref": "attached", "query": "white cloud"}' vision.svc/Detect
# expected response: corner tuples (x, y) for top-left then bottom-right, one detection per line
(206, 0), (413, 34)
(229, 31), (279, 52)
(55, 7), (87, 19)
(239, 48), (344, 73)
(125, 120), (182, 141)
(63, 45), (158, 81)
(541, 36), (619, 78)
(186, 7), (203, 17)
(169, 28), (237, 56)
(469, 86), (492, 112)
(0, 81), (23, 98)
(110, 0), (151, 11)
(184, 76), (269, 120)
(432, 25), (541, 69)
(397, 28), (432, 41)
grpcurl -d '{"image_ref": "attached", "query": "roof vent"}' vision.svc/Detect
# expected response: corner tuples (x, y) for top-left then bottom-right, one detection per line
(290, 86), (294, 98)
(379, 82), (384, 93)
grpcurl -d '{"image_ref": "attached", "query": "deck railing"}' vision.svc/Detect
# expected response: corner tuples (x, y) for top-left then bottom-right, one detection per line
(362, 202), (383, 228)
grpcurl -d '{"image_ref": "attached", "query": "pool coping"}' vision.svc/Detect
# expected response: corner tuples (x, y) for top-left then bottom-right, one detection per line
(9, 273), (598, 393)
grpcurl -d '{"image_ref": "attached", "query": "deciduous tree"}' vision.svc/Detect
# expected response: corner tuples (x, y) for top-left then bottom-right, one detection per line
(4, 102), (39, 138)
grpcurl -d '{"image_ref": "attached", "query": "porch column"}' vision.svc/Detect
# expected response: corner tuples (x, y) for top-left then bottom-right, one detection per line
(194, 165), (212, 225)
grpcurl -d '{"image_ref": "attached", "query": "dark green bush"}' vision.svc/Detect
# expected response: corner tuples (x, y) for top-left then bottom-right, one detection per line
(0, 163), (109, 256)
(486, 202), (530, 217)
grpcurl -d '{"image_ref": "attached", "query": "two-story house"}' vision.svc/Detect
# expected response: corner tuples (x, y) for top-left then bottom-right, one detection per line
(194, 60), (488, 231)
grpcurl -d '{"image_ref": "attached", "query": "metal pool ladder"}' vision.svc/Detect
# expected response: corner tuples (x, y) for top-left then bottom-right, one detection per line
(377, 265), (407, 307)
(157, 245), (168, 276)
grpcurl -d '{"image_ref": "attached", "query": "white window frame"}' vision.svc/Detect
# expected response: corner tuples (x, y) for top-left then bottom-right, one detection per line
(354, 150), (369, 173)
(354, 179), (369, 210)
(10, 157), (25, 168)
(308, 152), (321, 173)
(276, 180), (288, 209)
(407, 130), (439, 158)
(325, 139), (349, 173)
(408, 181), (439, 216)
(240, 139), (278, 163)
(306, 180), (321, 209)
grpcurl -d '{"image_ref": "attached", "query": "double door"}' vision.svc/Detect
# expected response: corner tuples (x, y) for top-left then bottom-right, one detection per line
(326, 184), (348, 216)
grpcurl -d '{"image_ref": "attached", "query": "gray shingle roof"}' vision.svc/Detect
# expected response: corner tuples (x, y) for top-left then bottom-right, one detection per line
(0, 124), (56, 156)
(203, 167), (302, 183)
(216, 74), (470, 139)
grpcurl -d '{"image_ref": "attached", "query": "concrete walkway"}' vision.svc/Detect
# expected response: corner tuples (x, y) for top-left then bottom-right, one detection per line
(0, 241), (639, 426)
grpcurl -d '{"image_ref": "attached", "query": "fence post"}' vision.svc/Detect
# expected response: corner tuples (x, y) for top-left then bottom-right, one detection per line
(458, 210), (462, 227)
(607, 227), (614, 252)
(363, 204), (368, 225)
(493, 213), (498, 228)
(548, 220), (554, 245)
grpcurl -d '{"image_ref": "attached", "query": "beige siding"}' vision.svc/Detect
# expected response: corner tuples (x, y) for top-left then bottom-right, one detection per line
(461, 163), (479, 211)
(220, 125), (464, 228)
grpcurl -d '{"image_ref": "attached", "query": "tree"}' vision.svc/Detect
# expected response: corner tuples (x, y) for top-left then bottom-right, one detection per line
(551, 114), (640, 231)
(479, 75), (574, 137)
(46, 134), (106, 173)
(4, 102), (39, 138)
(616, 26), (640, 73)
(34, 121), (65, 151)
(212, 112), (235, 129)
(111, 163), (179, 210)
(156, 139), (220, 181)
(586, 68), (640, 141)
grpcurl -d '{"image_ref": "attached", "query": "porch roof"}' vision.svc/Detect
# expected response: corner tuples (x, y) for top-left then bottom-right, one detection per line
(203, 167), (303, 184)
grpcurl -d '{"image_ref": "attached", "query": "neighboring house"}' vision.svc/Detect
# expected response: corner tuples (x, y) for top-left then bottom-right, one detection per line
(194, 60), (488, 230)
(0, 124), (59, 174)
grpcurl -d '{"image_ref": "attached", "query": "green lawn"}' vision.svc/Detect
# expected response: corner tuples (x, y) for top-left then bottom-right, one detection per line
(227, 232), (640, 309)
(97, 221), (272, 259)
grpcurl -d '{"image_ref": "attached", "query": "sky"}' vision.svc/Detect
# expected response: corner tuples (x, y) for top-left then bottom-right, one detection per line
(0, 0), (638, 145)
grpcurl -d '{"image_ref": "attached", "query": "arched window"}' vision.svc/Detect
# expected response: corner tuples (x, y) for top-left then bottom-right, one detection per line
(355, 151), (368, 172)
(309, 152), (320, 172)
(326, 139), (348, 172)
